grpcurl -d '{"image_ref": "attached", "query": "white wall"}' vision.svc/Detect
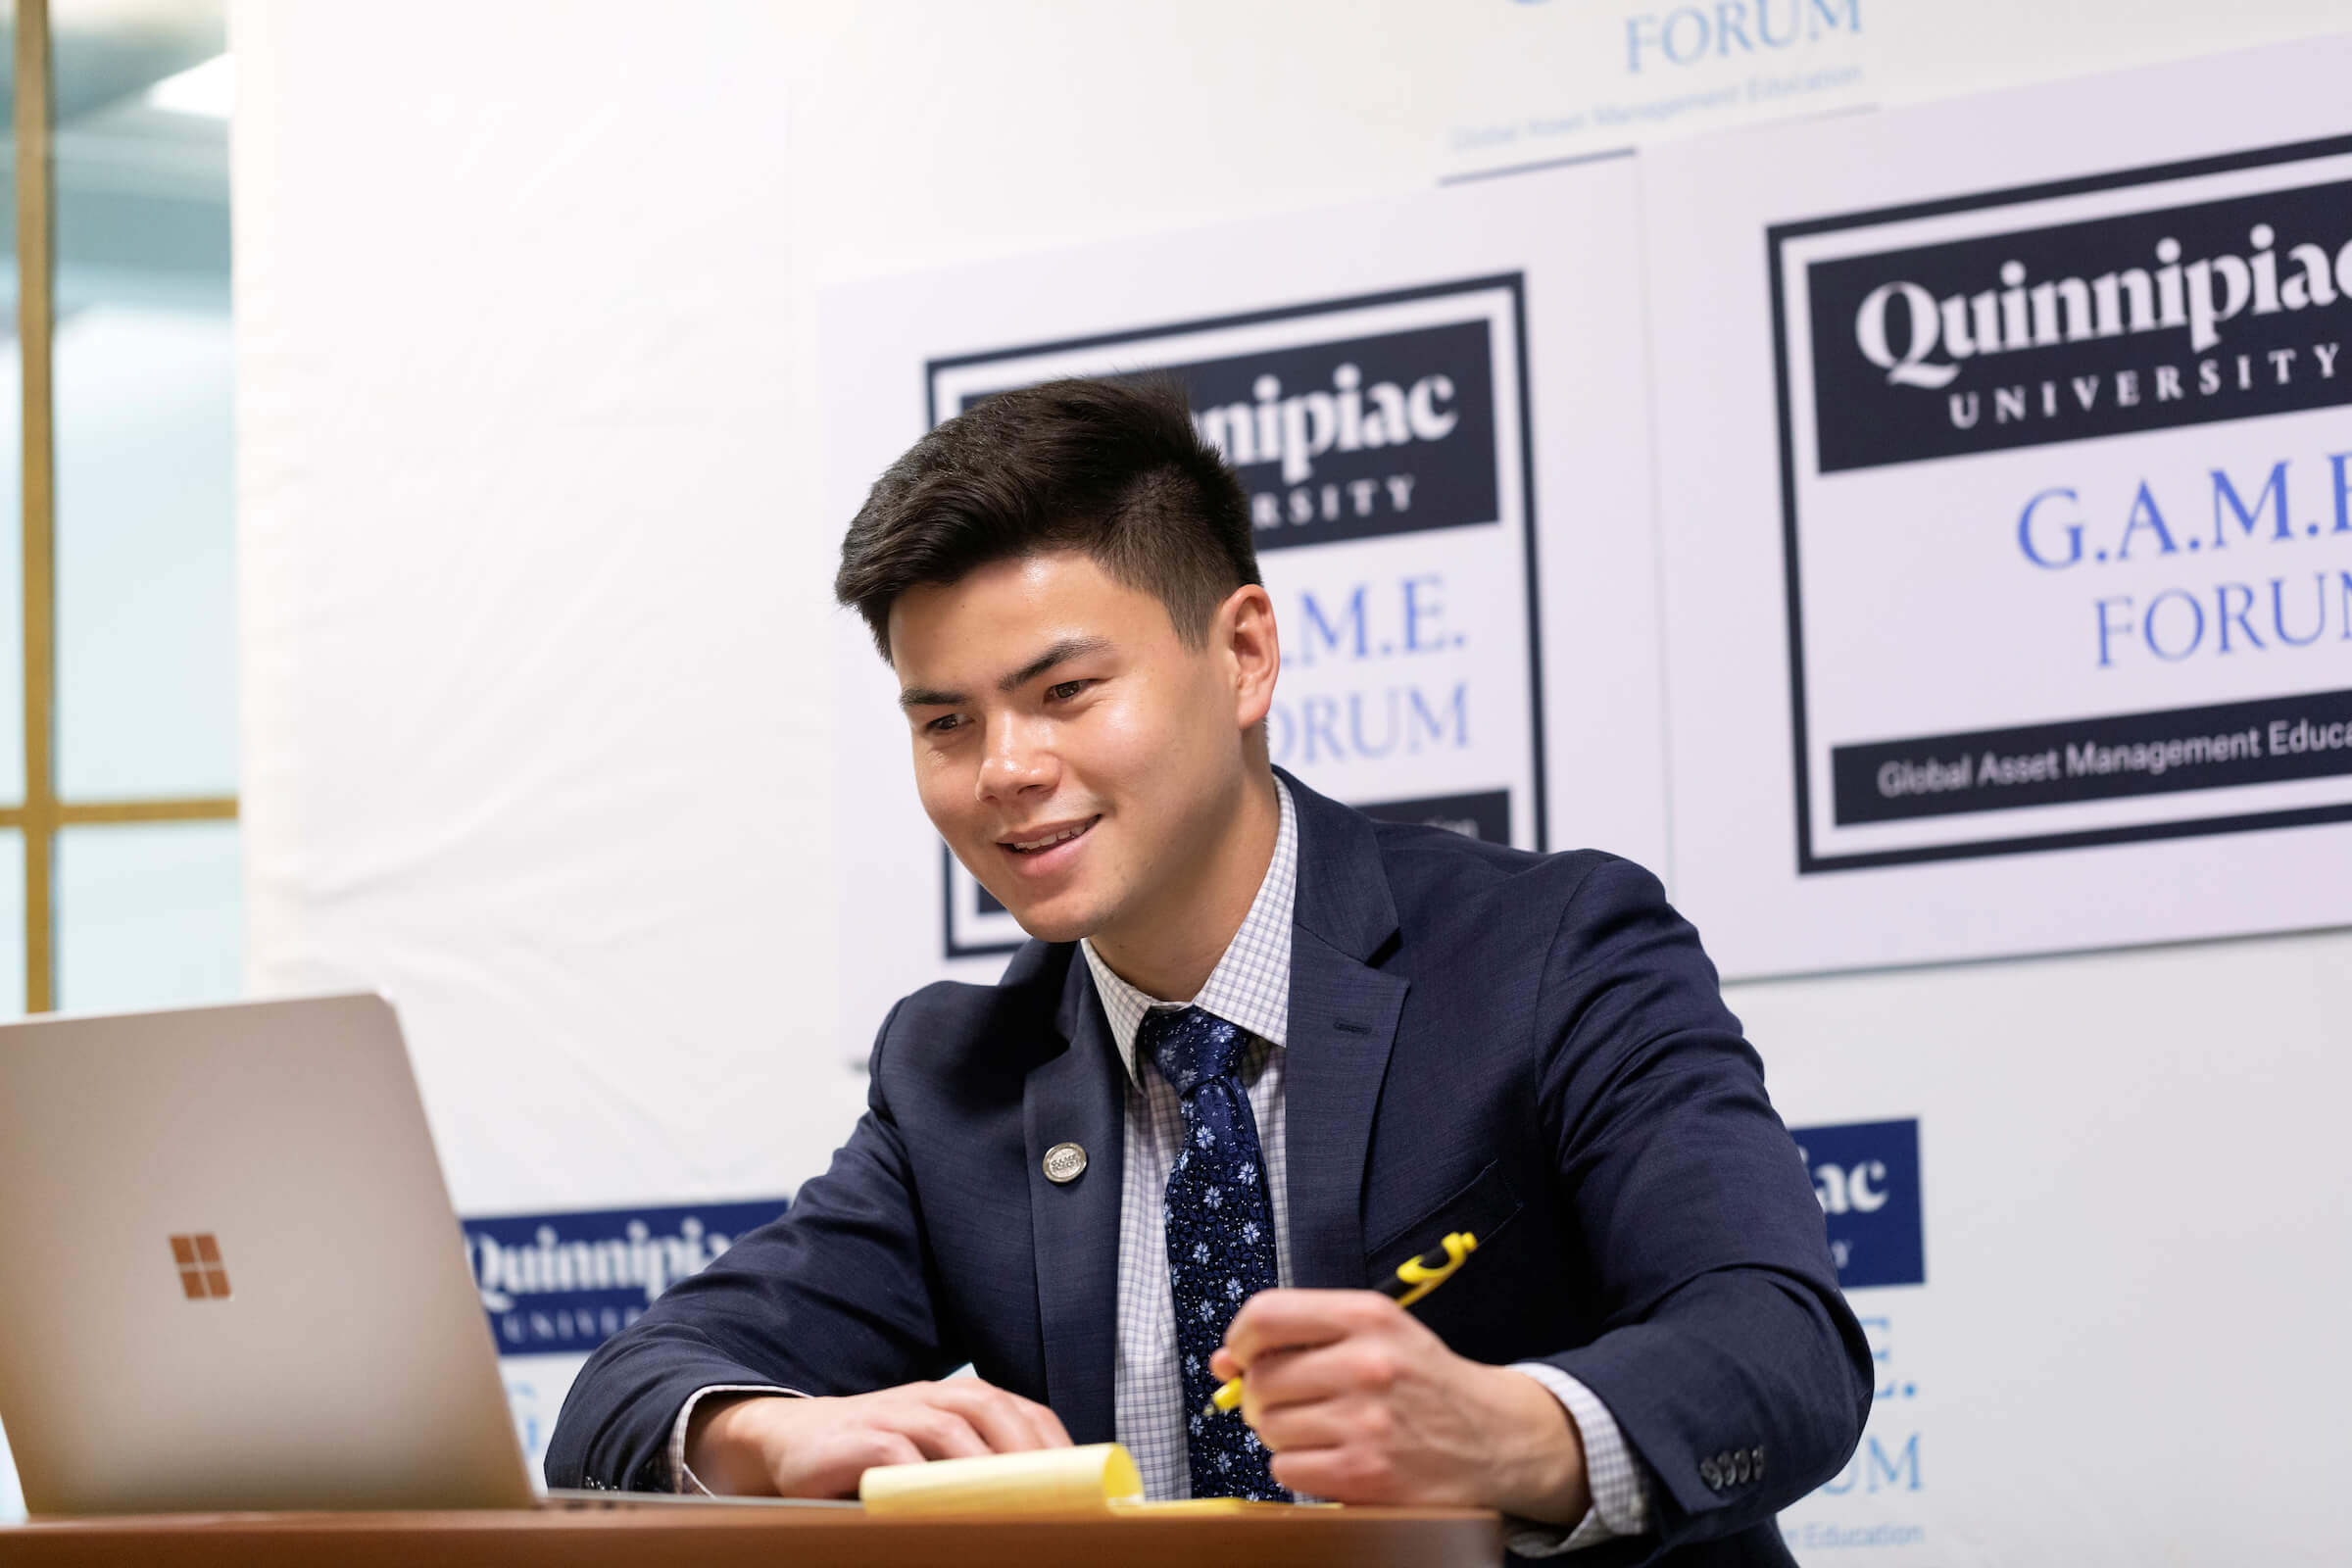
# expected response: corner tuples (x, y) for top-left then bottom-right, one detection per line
(1741, 926), (2351, 1562)
(232, 1), (835, 1207)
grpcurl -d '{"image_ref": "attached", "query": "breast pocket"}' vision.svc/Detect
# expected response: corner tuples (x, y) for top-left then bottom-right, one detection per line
(1363, 1157), (1524, 1288)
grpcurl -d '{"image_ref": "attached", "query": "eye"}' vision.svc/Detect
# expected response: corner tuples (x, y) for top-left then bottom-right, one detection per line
(1046, 679), (1091, 702)
(923, 712), (964, 734)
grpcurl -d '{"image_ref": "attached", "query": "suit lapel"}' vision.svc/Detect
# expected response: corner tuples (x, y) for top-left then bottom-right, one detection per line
(1277, 771), (1409, 1292)
(1023, 956), (1125, 1445)
(1283, 928), (1407, 1289)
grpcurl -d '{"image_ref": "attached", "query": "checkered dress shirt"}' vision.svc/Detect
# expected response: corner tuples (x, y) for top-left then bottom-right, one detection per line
(1079, 777), (1649, 1552)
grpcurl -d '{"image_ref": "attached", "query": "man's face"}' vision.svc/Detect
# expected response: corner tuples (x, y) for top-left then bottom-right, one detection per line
(889, 551), (1265, 948)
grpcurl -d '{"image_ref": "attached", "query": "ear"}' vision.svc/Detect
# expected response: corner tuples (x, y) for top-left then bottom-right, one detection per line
(1220, 583), (1280, 731)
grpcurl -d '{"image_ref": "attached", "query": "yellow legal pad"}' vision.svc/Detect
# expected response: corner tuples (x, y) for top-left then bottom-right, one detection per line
(858, 1443), (1316, 1516)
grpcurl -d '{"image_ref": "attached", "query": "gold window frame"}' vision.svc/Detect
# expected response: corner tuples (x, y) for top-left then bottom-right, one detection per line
(11, 0), (238, 1012)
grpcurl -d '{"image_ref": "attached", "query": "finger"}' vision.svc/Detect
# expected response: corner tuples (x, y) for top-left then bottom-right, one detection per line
(858, 1431), (928, 1473)
(1250, 1395), (1385, 1456)
(887, 1404), (992, 1461)
(1230, 1343), (1321, 1429)
(1028, 1397), (1074, 1448)
(800, 1430), (922, 1499)
(1245, 1337), (1404, 1415)
(1222, 1288), (1395, 1370)
(931, 1380), (1071, 1450)
(1269, 1445), (1404, 1505)
(925, 1381), (1067, 1453)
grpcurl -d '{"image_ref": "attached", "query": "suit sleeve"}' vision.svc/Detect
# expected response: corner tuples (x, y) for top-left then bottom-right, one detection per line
(1530, 857), (1873, 1552)
(542, 1002), (961, 1491)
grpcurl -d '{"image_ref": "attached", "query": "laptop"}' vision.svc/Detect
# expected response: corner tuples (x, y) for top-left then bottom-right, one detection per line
(0, 992), (832, 1515)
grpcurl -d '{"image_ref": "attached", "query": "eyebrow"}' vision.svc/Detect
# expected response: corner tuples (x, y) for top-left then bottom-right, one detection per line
(897, 635), (1113, 710)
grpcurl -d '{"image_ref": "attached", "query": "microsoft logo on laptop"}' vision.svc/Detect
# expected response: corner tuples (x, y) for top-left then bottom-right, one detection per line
(170, 1233), (232, 1300)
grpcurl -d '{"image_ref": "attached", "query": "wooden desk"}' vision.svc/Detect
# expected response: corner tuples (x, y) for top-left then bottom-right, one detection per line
(0, 1504), (1504, 1567)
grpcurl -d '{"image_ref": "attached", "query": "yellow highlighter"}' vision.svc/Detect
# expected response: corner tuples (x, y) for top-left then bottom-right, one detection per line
(1204, 1230), (1479, 1416)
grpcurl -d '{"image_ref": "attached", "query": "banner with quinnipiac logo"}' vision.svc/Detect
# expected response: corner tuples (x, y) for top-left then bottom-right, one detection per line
(1779, 137), (2352, 872)
(1648, 39), (2352, 977)
(927, 281), (1542, 956)
(1778, 1120), (1928, 1557)
(465, 1199), (788, 1356)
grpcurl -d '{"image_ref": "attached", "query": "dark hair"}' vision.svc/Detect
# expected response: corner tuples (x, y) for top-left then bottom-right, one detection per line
(834, 375), (1259, 660)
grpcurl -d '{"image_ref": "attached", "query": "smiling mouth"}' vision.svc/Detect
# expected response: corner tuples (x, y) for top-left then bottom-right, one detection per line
(1002, 816), (1100, 855)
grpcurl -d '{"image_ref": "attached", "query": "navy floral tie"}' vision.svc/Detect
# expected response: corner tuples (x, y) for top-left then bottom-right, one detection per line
(1142, 1004), (1288, 1502)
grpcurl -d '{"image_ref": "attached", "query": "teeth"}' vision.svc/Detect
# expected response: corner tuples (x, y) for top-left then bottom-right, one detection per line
(1011, 821), (1090, 853)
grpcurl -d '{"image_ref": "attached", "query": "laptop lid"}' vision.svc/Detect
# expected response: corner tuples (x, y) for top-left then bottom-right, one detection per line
(0, 993), (537, 1513)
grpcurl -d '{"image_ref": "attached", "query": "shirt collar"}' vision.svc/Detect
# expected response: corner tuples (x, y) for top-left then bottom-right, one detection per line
(1080, 774), (1297, 1088)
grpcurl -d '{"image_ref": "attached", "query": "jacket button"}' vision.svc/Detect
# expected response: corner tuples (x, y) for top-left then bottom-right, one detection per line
(1699, 1457), (1721, 1490)
(1734, 1449), (1751, 1483)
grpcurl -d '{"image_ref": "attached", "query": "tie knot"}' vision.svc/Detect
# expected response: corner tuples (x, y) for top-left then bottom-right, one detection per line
(1141, 1006), (1248, 1096)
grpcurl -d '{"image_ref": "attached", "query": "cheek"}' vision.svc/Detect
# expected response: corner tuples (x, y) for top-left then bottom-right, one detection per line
(1079, 694), (1191, 792)
(910, 745), (974, 831)
(1124, 678), (1226, 773)
(1087, 699), (1157, 758)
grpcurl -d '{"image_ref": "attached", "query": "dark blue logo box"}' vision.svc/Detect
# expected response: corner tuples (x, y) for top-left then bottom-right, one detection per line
(463, 1198), (791, 1355)
(1804, 173), (2352, 472)
(1790, 1119), (1924, 1290)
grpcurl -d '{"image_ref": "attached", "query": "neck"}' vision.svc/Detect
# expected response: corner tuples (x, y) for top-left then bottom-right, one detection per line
(1090, 768), (1280, 1004)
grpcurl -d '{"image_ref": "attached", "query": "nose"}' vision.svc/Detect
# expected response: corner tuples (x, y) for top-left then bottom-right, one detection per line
(976, 711), (1057, 805)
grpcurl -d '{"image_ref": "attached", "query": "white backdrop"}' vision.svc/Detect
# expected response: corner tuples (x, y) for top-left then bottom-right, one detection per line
(0, 0), (2325, 1553)
(1749, 924), (2349, 1562)
(228, 1), (858, 1212)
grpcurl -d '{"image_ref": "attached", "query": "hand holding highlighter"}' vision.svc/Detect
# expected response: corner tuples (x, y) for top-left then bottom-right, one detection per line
(1204, 1230), (1479, 1416)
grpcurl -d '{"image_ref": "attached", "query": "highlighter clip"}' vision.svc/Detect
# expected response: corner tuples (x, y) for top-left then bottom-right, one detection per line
(1390, 1230), (1478, 1309)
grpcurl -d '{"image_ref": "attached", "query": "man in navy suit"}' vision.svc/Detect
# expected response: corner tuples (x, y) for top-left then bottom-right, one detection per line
(548, 378), (1868, 1560)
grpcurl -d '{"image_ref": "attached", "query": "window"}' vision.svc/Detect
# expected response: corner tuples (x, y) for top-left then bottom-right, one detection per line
(3, 0), (239, 1016)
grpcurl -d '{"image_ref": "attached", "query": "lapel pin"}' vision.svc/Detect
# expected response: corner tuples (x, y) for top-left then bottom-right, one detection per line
(1042, 1142), (1088, 1184)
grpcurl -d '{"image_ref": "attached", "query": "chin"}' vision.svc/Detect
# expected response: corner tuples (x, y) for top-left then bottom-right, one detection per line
(996, 890), (1104, 948)
(1009, 908), (1095, 946)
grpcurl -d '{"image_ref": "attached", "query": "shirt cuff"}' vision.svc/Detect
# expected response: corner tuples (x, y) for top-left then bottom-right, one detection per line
(1500, 1361), (1652, 1556)
(667, 1384), (804, 1494)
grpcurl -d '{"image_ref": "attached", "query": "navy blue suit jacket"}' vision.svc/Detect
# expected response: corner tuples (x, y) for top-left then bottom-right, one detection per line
(548, 773), (1869, 1564)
